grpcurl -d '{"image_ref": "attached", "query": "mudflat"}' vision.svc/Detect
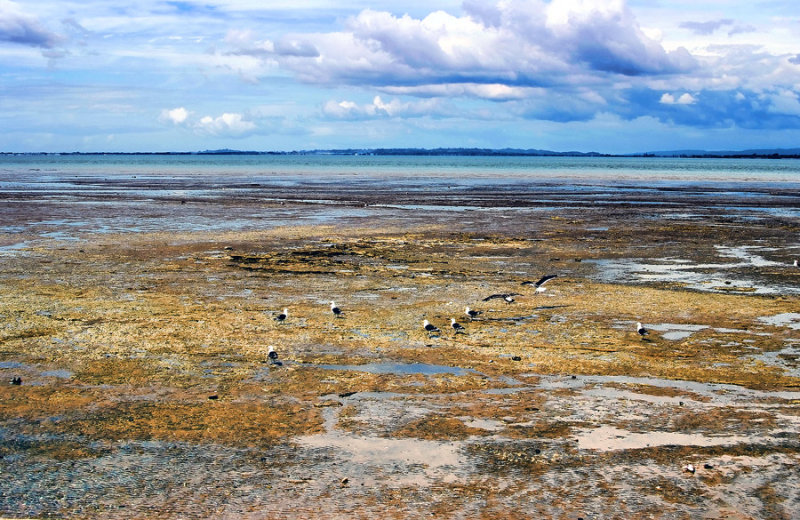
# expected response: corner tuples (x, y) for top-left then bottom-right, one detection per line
(1, 176), (799, 519)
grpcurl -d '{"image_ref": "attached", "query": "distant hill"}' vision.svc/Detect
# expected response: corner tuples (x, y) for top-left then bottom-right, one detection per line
(4, 147), (800, 158)
(642, 148), (800, 158)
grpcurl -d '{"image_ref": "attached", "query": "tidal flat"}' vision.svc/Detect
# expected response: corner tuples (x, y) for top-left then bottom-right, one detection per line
(1, 169), (800, 519)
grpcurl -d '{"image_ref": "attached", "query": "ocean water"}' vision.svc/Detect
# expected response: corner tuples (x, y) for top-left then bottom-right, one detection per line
(1, 154), (800, 237)
(3, 153), (800, 182)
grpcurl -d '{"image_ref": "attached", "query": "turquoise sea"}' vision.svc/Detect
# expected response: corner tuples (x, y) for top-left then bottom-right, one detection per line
(3, 153), (800, 181)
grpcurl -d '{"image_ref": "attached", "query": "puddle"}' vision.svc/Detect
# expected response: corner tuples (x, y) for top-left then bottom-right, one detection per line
(534, 374), (800, 404)
(758, 313), (800, 330)
(714, 245), (784, 267)
(751, 344), (800, 378)
(646, 323), (709, 341)
(312, 362), (481, 377)
(575, 426), (752, 451)
(0, 242), (30, 254)
(459, 417), (505, 431)
(297, 433), (467, 486)
(588, 245), (800, 295)
(296, 399), (469, 486)
(40, 369), (73, 379)
(583, 387), (686, 406)
(0, 361), (27, 369)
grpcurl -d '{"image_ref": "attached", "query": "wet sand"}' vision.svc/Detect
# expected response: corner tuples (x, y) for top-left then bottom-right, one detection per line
(1, 178), (800, 519)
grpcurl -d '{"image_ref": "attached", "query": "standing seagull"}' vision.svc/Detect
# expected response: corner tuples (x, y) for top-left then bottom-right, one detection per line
(330, 301), (343, 318)
(636, 322), (649, 338)
(465, 306), (482, 320)
(423, 319), (440, 334)
(450, 318), (466, 334)
(794, 259), (799, 268)
(275, 308), (288, 323)
(267, 345), (281, 365)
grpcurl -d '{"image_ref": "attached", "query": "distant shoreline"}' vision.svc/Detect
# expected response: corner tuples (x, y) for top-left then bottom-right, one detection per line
(2, 148), (800, 159)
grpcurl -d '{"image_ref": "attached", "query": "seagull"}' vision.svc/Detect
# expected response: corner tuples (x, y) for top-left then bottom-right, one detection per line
(521, 274), (558, 288)
(450, 318), (466, 334)
(522, 274), (558, 294)
(637, 322), (649, 337)
(423, 319), (440, 334)
(683, 464), (696, 474)
(465, 306), (482, 320)
(275, 308), (288, 322)
(330, 301), (343, 318)
(267, 345), (281, 365)
(482, 293), (519, 303)
(794, 259), (799, 268)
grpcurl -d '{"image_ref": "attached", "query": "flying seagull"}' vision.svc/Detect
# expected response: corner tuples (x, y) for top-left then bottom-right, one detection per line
(483, 293), (520, 303)
(522, 274), (558, 287)
(275, 308), (288, 322)
(465, 306), (482, 320)
(267, 345), (282, 366)
(423, 319), (440, 334)
(330, 301), (343, 318)
(637, 322), (649, 337)
(522, 274), (558, 293)
(450, 318), (466, 334)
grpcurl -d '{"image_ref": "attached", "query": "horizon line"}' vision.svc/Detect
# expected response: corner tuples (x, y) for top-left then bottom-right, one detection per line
(2, 146), (800, 159)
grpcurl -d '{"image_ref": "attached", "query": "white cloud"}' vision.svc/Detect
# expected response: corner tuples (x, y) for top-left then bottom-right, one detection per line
(323, 95), (444, 119)
(195, 112), (256, 137)
(382, 83), (533, 101)
(660, 92), (696, 105)
(767, 90), (800, 116)
(160, 106), (189, 125)
(159, 108), (257, 137)
(229, 0), (695, 98)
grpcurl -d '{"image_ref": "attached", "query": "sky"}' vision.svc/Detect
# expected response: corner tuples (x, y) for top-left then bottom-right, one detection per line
(1, 0), (800, 153)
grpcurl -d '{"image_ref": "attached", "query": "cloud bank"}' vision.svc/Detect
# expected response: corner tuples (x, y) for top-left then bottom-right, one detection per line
(230, 0), (696, 92)
(0, 0), (61, 48)
(4, 0), (800, 152)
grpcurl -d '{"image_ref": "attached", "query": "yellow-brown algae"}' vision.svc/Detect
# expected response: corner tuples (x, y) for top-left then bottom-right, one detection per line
(2, 213), (800, 518)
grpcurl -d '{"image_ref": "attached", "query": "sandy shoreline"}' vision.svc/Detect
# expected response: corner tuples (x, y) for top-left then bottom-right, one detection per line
(1, 181), (800, 518)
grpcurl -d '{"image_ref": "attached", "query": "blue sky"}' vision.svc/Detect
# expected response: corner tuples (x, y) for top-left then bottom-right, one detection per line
(2, 0), (800, 153)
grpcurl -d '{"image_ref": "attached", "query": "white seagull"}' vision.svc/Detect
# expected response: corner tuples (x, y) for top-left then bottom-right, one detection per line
(450, 318), (466, 334)
(522, 274), (557, 287)
(637, 322), (649, 337)
(423, 319), (440, 334)
(465, 306), (482, 320)
(275, 308), (288, 322)
(794, 259), (799, 268)
(330, 301), (343, 318)
(522, 274), (558, 294)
